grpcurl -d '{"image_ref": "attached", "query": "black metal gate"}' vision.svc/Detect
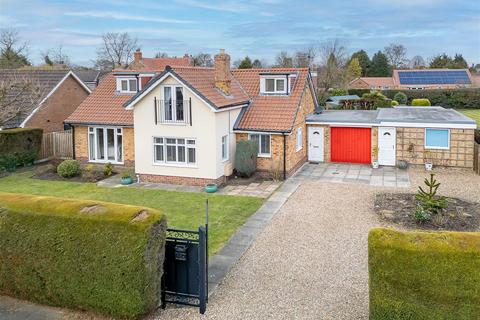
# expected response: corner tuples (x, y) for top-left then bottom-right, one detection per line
(161, 226), (208, 314)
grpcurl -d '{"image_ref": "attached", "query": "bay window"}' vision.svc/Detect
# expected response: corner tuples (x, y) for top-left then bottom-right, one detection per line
(88, 127), (123, 163)
(154, 137), (196, 165)
(249, 133), (271, 156)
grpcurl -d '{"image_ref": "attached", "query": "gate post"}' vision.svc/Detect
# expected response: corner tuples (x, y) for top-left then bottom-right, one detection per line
(198, 226), (207, 314)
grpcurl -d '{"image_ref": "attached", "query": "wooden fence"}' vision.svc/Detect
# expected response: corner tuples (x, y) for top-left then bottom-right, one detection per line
(37, 129), (73, 162)
(474, 142), (480, 175)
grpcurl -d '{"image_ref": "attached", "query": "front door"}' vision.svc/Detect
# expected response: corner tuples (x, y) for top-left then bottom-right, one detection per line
(308, 127), (324, 162)
(378, 127), (396, 166)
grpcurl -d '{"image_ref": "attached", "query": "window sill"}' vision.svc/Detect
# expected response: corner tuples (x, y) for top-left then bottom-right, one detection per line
(424, 146), (450, 150)
(257, 154), (271, 158)
(89, 160), (124, 165)
(296, 147), (303, 152)
(152, 162), (198, 168)
(156, 122), (189, 126)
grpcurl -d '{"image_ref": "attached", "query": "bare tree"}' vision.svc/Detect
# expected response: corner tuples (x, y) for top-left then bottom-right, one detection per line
(409, 55), (426, 69)
(317, 39), (347, 91)
(95, 32), (138, 70)
(0, 73), (45, 127)
(0, 28), (30, 69)
(384, 43), (408, 69)
(192, 53), (213, 67)
(154, 52), (169, 58)
(274, 51), (294, 68)
(41, 45), (71, 67)
(294, 47), (317, 68)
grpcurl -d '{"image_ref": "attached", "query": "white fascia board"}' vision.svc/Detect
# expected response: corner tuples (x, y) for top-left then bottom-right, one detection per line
(306, 121), (374, 127)
(125, 72), (217, 112)
(379, 122), (477, 129)
(20, 71), (91, 128)
(214, 103), (249, 113)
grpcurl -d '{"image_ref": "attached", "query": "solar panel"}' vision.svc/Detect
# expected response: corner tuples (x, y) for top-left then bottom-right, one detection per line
(398, 70), (471, 85)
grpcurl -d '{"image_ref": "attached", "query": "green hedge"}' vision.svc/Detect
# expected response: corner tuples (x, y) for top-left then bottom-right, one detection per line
(0, 192), (167, 318)
(369, 228), (480, 320)
(0, 128), (43, 170)
(348, 88), (480, 109)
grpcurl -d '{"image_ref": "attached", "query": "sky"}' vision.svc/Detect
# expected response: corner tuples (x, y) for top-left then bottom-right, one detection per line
(0, 0), (479, 67)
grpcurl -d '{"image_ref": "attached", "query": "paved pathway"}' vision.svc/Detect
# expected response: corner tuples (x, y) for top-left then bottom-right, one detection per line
(98, 175), (281, 198)
(298, 163), (410, 187)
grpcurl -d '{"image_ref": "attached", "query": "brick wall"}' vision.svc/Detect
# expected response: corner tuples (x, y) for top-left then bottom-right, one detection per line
(139, 173), (226, 186)
(25, 75), (89, 133)
(396, 127), (475, 168)
(235, 88), (316, 179)
(73, 125), (135, 166)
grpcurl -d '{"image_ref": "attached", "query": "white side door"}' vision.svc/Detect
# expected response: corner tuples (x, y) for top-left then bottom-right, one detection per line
(308, 127), (324, 162)
(378, 127), (396, 166)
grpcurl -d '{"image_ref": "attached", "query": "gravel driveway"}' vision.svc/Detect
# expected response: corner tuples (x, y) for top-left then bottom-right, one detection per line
(155, 167), (480, 320)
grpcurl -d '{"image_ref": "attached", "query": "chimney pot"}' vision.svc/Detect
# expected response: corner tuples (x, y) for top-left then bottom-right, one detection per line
(214, 49), (231, 95)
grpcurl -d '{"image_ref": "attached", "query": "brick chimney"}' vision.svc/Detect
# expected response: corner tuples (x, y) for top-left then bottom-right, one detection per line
(133, 49), (142, 63)
(214, 49), (231, 95)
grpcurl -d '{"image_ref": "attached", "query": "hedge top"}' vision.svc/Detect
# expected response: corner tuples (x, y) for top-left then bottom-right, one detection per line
(0, 191), (165, 228)
(369, 227), (480, 253)
(0, 127), (43, 135)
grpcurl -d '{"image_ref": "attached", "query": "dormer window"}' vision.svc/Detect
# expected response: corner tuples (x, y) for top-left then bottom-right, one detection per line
(116, 77), (138, 93)
(260, 75), (288, 95)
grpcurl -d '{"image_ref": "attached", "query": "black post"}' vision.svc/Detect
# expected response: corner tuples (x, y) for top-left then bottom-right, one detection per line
(154, 97), (158, 125)
(198, 226), (207, 314)
(283, 134), (287, 180)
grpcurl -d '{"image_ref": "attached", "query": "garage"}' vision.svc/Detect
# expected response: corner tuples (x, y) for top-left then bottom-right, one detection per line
(331, 127), (371, 164)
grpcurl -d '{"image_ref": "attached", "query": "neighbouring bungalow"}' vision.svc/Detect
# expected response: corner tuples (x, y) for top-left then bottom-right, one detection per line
(349, 69), (479, 90)
(66, 49), (318, 185)
(0, 69), (91, 133)
(306, 106), (477, 168)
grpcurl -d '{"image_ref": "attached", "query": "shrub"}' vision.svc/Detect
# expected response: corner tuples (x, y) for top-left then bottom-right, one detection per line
(369, 228), (480, 320)
(391, 100), (399, 106)
(235, 140), (258, 177)
(103, 162), (114, 176)
(57, 159), (81, 178)
(411, 98), (431, 106)
(0, 192), (167, 318)
(0, 128), (43, 170)
(328, 88), (348, 96)
(393, 92), (408, 104)
(414, 174), (447, 222)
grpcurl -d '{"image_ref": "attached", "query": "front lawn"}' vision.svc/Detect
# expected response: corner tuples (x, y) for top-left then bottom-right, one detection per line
(0, 170), (263, 255)
(458, 109), (480, 126)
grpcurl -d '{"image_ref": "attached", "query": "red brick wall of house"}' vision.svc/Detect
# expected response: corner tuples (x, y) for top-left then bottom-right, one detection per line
(24, 75), (89, 133)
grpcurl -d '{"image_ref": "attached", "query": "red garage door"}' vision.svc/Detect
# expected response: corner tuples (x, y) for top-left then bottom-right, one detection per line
(331, 127), (371, 164)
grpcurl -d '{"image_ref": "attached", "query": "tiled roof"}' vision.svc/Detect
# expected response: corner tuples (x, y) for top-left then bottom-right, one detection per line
(73, 70), (100, 83)
(0, 69), (70, 128)
(171, 66), (250, 108)
(232, 68), (313, 132)
(140, 57), (191, 70)
(359, 77), (395, 87)
(65, 73), (133, 126)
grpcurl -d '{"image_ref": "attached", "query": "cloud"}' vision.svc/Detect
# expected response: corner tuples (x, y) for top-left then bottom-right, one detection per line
(64, 11), (195, 24)
(175, 0), (252, 13)
(0, 14), (27, 28)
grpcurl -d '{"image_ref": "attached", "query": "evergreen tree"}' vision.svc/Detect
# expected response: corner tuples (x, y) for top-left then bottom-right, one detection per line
(349, 50), (370, 76)
(238, 56), (253, 69)
(452, 54), (468, 69)
(346, 57), (362, 80)
(369, 51), (392, 76)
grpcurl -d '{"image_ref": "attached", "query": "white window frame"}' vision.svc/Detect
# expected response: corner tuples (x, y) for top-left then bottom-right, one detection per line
(153, 136), (197, 167)
(221, 135), (229, 161)
(424, 128), (450, 150)
(116, 77), (138, 93)
(296, 127), (303, 151)
(87, 126), (124, 164)
(261, 76), (287, 95)
(248, 133), (271, 157)
(161, 85), (185, 123)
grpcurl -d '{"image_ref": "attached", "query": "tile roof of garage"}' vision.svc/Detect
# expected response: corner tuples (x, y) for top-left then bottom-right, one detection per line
(232, 68), (315, 132)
